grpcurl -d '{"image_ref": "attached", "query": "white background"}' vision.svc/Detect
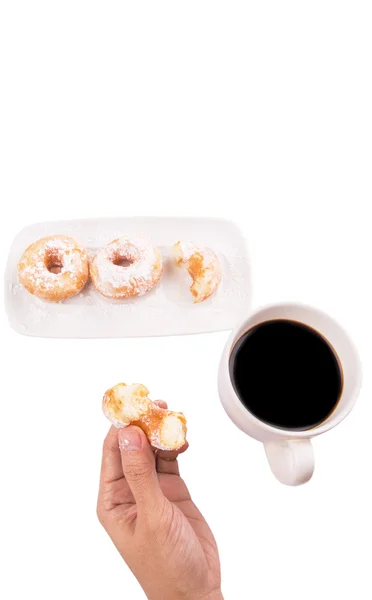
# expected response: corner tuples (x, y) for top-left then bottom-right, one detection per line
(0, 2), (371, 599)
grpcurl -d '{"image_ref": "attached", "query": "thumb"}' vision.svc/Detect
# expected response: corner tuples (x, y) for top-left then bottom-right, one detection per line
(118, 426), (163, 512)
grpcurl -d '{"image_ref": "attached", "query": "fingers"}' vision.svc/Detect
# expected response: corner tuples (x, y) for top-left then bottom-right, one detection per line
(156, 453), (180, 475)
(153, 399), (167, 409)
(118, 426), (164, 514)
(100, 426), (123, 484)
(156, 441), (188, 461)
(156, 441), (189, 475)
(98, 426), (134, 524)
(100, 417), (188, 481)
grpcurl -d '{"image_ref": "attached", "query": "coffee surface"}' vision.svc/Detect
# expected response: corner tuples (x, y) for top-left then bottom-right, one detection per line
(229, 319), (343, 430)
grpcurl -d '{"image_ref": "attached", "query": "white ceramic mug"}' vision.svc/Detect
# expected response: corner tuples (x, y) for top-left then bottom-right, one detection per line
(218, 303), (362, 486)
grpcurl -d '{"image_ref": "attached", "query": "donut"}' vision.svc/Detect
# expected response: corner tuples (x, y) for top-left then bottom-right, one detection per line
(90, 237), (163, 299)
(173, 240), (222, 303)
(17, 235), (89, 301)
(103, 383), (187, 451)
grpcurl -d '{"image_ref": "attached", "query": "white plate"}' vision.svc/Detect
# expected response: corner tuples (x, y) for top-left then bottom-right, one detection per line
(5, 217), (252, 338)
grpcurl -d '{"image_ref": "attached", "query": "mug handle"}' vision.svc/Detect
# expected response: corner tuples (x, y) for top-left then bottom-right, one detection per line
(264, 439), (314, 486)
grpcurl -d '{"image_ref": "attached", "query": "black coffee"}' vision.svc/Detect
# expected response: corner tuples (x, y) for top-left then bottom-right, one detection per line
(229, 319), (343, 431)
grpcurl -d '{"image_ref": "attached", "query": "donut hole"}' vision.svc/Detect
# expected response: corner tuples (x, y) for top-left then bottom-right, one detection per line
(113, 257), (133, 268)
(45, 251), (64, 274)
(49, 264), (63, 274)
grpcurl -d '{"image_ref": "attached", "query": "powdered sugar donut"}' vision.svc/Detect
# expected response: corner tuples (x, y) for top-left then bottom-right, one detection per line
(173, 240), (222, 303)
(103, 382), (187, 451)
(17, 235), (89, 301)
(90, 236), (163, 299)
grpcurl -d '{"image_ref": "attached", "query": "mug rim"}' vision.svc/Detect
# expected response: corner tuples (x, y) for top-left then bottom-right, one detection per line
(220, 301), (362, 441)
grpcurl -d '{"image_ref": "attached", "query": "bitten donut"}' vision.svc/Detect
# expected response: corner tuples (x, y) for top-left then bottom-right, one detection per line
(103, 383), (187, 451)
(90, 237), (162, 299)
(173, 240), (222, 303)
(17, 235), (89, 301)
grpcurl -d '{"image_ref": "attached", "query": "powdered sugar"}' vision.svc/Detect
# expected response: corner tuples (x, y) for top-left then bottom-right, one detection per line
(17, 235), (89, 301)
(5, 217), (252, 337)
(103, 382), (186, 450)
(91, 236), (162, 298)
(19, 237), (81, 289)
(175, 240), (219, 269)
(173, 240), (222, 302)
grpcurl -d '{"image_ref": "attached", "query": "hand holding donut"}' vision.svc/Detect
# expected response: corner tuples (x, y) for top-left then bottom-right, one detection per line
(97, 417), (223, 600)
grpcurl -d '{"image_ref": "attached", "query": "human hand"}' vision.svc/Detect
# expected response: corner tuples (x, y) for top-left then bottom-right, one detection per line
(97, 401), (223, 600)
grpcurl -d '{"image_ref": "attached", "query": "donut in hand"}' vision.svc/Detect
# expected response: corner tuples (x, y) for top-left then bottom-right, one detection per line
(103, 383), (187, 451)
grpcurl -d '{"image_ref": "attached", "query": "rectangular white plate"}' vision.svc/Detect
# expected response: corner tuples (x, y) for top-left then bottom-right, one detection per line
(5, 217), (252, 338)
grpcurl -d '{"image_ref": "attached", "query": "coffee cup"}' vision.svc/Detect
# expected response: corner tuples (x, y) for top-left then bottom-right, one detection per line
(218, 303), (362, 485)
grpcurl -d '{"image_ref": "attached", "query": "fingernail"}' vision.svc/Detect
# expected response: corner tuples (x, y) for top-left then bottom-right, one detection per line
(118, 428), (142, 451)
